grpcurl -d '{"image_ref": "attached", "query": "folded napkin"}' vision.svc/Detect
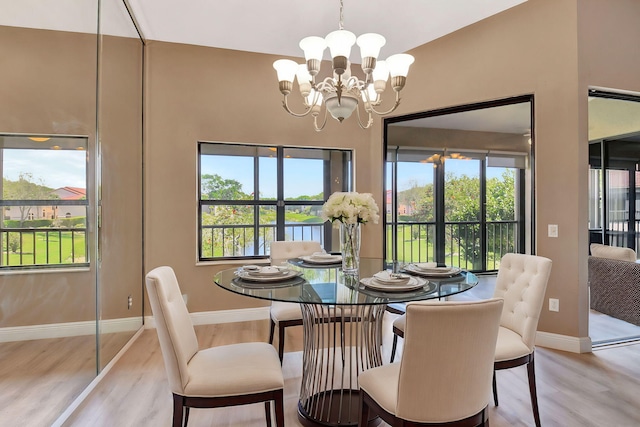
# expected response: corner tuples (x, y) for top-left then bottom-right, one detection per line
(373, 271), (411, 285)
(311, 251), (335, 260)
(413, 262), (438, 271)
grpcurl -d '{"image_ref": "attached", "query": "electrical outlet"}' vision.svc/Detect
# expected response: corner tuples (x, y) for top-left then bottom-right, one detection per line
(548, 224), (558, 238)
(549, 298), (559, 312)
(127, 295), (133, 310)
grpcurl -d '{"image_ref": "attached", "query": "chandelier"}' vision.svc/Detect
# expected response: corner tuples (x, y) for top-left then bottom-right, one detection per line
(272, 0), (415, 131)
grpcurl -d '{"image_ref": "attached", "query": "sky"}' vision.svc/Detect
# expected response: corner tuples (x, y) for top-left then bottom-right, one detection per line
(3, 149), (87, 189)
(200, 155), (325, 198)
(3, 149), (508, 196)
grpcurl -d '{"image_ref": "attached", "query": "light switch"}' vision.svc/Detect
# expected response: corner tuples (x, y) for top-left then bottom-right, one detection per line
(548, 224), (558, 238)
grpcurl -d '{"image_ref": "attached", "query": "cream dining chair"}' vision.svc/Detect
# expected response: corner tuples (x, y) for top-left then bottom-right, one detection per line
(268, 240), (323, 361)
(491, 253), (552, 427)
(358, 298), (504, 427)
(145, 266), (285, 427)
(388, 253), (552, 427)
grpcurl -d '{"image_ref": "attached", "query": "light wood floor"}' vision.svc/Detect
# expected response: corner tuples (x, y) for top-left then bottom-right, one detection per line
(5, 273), (640, 426)
(61, 315), (640, 427)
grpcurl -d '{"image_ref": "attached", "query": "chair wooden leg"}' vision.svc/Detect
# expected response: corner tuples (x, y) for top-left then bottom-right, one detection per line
(358, 392), (370, 427)
(492, 370), (499, 406)
(274, 390), (285, 427)
(527, 355), (541, 427)
(390, 334), (398, 363)
(269, 319), (276, 344)
(278, 324), (286, 362)
(184, 407), (190, 427)
(172, 394), (184, 427)
(264, 401), (272, 427)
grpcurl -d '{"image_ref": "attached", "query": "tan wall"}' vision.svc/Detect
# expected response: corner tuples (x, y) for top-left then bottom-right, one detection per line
(144, 42), (372, 313)
(145, 0), (640, 342)
(0, 28), (144, 332)
(98, 34), (144, 322)
(359, 0), (585, 337)
(0, 26), (97, 326)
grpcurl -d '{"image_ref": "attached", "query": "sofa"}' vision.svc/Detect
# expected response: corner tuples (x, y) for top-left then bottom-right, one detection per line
(588, 243), (640, 326)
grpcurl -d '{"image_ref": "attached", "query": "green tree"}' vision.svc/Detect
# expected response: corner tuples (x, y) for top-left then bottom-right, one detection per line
(201, 174), (249, 200)
(3, 173), (57, 226)
(486, 170), (516, 221)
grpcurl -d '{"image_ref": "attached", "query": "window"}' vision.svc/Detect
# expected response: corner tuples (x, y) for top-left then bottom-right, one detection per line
(198, 142), (352, 261)
(1, 134), (89, 269)
(385, 147), (526, 272)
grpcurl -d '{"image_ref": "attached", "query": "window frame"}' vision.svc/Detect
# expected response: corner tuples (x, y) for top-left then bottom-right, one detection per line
(197, 142), (353, 262)
(0, 134), (90, 271)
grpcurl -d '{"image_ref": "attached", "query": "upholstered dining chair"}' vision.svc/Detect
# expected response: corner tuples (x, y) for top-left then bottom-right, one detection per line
(358, 298), (504, 427)
(389, 253), (552, 427)
(491, 253), (552, 427)
(145, 266), (285, 427)
(269, 240), (323, 361)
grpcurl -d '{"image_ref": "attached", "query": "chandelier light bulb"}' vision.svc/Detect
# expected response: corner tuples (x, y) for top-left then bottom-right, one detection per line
(299, 36), (326, 76)
(273, 59), (298, 95)
(325, 29), (356, 75)
(386, 53), (415, 92)
(299, 36), (327, 61)
(273, 59), (298, 83)
(356, 33), (386, 59)
(357, 33), (385, 75)
(386, 53), (415, 78)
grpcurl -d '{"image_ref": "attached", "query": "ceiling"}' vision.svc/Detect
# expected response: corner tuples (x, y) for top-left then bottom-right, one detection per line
(2, 0), (531, 133)
(126, 0), (527, 61)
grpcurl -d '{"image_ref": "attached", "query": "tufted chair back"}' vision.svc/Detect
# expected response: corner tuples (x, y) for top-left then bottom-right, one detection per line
(269, 240), (322, 265)
(145, 266), (199, 395)
(493, 253), (552, 352)
(396, 299), (503, 422)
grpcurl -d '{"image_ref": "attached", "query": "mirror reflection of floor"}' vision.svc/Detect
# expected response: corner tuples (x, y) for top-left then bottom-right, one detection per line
(0, 335), (96, 427)
(0, 330), (138, 427)
(589, 309), (640, 346)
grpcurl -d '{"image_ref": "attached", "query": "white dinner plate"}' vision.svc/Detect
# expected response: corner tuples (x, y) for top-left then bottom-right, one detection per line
(403, 264), (462, 277)
(360, 276), (429, 292)
(372, 271), (411, 285)
(235, 269), (302, 282)
(299, 255), (343, 264)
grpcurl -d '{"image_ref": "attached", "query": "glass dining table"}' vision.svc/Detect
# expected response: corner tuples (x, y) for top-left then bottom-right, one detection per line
(214, 257), (479, 427)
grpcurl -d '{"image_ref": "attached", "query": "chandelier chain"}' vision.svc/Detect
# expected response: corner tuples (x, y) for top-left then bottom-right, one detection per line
(339, 0), (344, 30)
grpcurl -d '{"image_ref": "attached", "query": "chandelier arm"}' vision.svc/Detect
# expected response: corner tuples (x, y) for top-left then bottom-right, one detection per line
(355, 104), (374, 129)
(281, 95), (313, 118)
(313, 106), (329, 132)
(365, 91), (402, 116)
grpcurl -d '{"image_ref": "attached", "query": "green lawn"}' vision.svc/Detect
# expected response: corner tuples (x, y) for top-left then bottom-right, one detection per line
(2, 231), (86, 266)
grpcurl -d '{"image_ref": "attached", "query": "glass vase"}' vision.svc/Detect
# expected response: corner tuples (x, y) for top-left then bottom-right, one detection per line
(340, 222), (361, 275)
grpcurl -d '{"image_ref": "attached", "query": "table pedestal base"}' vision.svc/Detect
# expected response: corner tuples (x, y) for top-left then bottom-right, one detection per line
(297, 391), (381, 427)
(298, 303), (386, 426)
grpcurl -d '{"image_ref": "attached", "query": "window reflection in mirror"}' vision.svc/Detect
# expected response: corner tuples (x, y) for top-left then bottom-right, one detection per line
(1, 134), (89, 269)
(384, 97), (533, 272)
(588, 91), (640, 347)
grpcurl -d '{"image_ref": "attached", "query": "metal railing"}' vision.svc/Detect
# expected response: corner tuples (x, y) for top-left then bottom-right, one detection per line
(388, 220), (518, 272)
(1, 227), (87, 268)
(200, 223), (325, 259)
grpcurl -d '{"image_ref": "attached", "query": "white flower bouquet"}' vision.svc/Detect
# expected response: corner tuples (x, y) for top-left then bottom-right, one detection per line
(321, 192), (380, 225)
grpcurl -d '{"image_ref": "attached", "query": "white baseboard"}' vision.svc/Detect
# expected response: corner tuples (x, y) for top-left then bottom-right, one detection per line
(0, 317), (143, 343)
(144, 306), (271, 329)
(536, 331), (592, 353)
